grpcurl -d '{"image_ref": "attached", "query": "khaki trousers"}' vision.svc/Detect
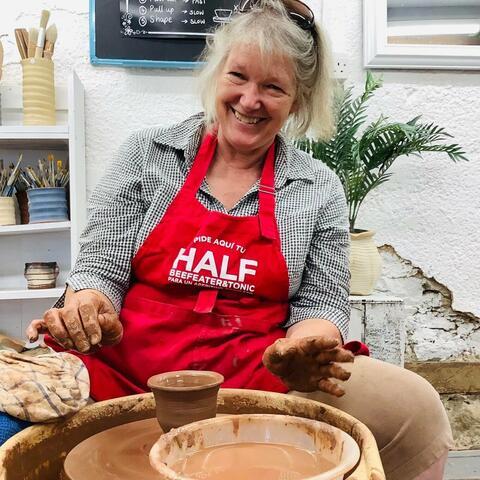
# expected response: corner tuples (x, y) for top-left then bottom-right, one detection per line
(291, 355), (453, 480)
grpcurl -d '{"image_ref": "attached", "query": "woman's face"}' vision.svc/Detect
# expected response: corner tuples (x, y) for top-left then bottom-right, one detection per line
(215, 43), (297, 157)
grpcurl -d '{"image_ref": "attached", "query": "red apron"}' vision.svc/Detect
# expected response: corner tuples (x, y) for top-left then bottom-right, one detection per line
(77, 132), (292, 400)
(50, 132), (368, 400)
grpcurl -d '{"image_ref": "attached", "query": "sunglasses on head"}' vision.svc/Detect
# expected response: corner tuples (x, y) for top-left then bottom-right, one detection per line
(239, 0), (315, 32)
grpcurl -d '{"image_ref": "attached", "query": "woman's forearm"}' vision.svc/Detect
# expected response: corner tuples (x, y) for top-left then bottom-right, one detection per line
(286, 318), (343, 345)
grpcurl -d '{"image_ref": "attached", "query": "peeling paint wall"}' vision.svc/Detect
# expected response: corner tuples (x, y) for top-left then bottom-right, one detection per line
(378, 246), (480, 363)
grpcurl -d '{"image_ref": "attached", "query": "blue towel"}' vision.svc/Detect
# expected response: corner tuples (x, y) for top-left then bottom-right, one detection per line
(0, 412), (31, 445)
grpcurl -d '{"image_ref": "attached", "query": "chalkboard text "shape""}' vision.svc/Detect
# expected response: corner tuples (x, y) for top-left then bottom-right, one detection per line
(150, 15), (173, 24)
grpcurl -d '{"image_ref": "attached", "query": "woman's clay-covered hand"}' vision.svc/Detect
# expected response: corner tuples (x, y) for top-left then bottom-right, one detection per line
(26, 287), (123, 353)
(263, 336), (354, 396)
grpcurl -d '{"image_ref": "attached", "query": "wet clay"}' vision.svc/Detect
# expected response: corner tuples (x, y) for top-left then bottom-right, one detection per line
(63, 418), (161, 480)
(0, 391), (384, 480)
(171, 442), (336, 480)
(148, 370), (223, 432)
(262, 337), (354, 396)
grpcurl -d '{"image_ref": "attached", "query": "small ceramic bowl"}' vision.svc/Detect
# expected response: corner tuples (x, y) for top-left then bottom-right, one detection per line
(149, 414), (360, 480)
(24, 262), (59, 289)
(148, 371), (224, 433)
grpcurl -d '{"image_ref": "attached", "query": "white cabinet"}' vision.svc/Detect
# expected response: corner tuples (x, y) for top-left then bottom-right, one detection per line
(0, 72), (85, 338)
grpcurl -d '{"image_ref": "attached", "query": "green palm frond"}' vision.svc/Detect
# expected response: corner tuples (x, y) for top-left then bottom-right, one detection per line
(295, 71), (468, 232)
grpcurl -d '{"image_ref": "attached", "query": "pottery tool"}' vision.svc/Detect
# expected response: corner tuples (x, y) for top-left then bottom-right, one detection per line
(27, 28), (38, 58)
(20, 29), (29, 56)
(20, 29), (28, 59)
(23, 338), (41, 350)
(43, 24), (57, 60)
(35, 10), (50, 59)
(14, 29), (28, 59)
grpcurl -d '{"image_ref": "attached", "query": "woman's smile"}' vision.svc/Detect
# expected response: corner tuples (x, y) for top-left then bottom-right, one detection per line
(231, 107), (265, 125)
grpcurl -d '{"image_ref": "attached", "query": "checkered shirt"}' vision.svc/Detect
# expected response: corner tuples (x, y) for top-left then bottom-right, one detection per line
(62, 113), (351, 339)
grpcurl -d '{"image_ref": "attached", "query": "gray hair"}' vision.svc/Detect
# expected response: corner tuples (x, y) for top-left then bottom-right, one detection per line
(197, 0), (334, 140)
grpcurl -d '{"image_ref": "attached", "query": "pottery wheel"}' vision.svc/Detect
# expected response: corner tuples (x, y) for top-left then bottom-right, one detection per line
(63, 418), (162, 479)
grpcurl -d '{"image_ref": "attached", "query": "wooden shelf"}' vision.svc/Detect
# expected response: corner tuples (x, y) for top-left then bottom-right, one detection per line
(0, 126), (69, 149)
(0, 287), (64, 300)
(349, 294), (403, 304)
(0, 221), (71, 236)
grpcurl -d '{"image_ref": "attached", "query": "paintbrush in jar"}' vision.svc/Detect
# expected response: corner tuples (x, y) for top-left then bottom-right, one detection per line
(20, 29), (29, 56)
(14, 29), (28, 59)
(1, 154), (23, 197)
(43, 24), (57, 60)
(47, 153), (55, 186)
(25, 166), (42, 188)
(35, 10), (50, 59)
(38, 158), (47, 187)
(28, 28), (38, 58)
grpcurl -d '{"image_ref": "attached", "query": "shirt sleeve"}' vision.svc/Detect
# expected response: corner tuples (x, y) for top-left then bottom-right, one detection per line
(285, 173), (351, 340)
(62, 132), (146, 312)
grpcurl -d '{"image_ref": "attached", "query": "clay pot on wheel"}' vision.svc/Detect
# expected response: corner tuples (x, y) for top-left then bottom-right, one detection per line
(147, 370), (224, 433)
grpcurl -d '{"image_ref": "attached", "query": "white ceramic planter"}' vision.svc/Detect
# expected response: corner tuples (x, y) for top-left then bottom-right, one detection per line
(150, 414), (360, 480)
(0, 197), (15, 226)
(350, 230), (382, 295)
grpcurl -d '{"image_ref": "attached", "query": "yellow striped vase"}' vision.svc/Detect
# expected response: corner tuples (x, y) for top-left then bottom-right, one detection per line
(21, 58), (56, 126)
(349, 230), (382, 295)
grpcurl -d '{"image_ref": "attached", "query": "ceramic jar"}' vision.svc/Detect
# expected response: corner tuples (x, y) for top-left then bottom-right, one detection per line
(21, 57), (56, 126)
(0, 197), (15, 226)
(148, 370), (224, 433)
(24, 262), (59, 289)
(27, 187), (68, 223)
(15, 191), (29, 224)
(350, 230), (382, 295)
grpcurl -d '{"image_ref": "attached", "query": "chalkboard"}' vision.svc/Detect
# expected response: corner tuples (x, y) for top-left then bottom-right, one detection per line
(90, 0), (242, 69)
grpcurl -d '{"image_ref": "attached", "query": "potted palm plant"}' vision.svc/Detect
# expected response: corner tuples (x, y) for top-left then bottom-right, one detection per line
(296, 71), (467, 295)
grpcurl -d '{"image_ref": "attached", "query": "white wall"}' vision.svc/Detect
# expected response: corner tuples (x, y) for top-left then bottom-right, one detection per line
(1, 1), (478, 356)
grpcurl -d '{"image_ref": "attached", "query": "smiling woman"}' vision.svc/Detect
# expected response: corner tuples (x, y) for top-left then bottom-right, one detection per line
(26, 2), (452, 479)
